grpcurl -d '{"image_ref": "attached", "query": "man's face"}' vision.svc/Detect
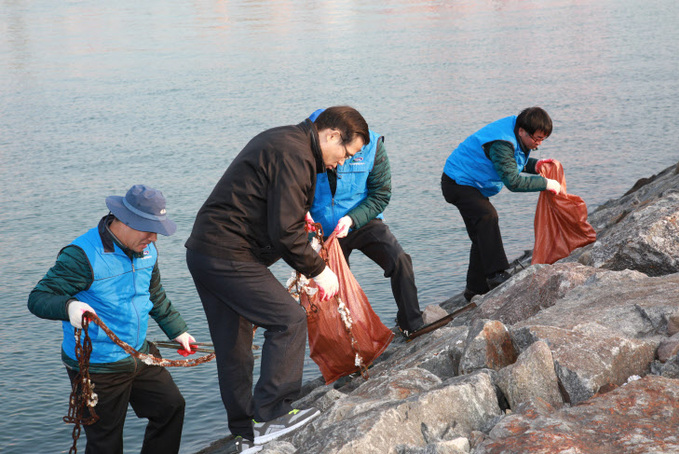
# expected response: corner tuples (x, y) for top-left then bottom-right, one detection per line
(320, 129), (365, 170)
(519, 128), (548, 150)
(115, 222), (158, 253)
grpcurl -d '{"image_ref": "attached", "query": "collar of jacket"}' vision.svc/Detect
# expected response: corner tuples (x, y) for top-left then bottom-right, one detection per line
(513, 124), (530, 154)
(98, 214), (144, 258)
(302, 118), (326, 174)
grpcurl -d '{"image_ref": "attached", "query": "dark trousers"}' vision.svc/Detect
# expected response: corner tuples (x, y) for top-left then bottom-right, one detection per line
(186, 249), (307, 440)
(441, 173), (509, 293)
(66, 349), (185, 454)
(338, 219), (423, 332)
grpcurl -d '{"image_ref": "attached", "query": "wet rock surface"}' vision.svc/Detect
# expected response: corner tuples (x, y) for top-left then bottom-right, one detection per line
(196, 163), (679, 454)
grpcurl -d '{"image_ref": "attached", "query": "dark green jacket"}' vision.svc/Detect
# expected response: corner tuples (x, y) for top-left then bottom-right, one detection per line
(484, 138), (547, 192)
(28, 215), (188, 373)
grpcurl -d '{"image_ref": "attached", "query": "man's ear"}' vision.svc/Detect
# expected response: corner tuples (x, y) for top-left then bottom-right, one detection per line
(326, 129), (341, 142)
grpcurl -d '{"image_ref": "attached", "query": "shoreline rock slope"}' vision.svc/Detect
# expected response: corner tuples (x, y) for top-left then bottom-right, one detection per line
(197, 162), (679, 454)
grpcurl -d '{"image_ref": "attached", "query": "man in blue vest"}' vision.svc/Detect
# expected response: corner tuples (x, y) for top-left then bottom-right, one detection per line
(441, 107), (562, 301)
(307, 108), (425, 338)
(28, 184), (196, 454)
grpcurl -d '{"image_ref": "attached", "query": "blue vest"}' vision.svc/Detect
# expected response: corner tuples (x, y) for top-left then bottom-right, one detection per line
(443, 116), (528, 197)
(61, 227), (158, 364)
(310, 127), (383, 235)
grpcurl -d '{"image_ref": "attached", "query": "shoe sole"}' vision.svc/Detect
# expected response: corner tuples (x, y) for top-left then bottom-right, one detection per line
(254, 410), (320, 445)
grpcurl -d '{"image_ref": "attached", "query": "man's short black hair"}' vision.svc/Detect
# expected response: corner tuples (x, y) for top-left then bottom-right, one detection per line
(313, 106), (370, 147)
(516, 107), (552, 137)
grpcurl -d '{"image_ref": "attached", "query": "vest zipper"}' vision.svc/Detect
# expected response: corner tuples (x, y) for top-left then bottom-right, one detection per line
(131, 260), (141, 352)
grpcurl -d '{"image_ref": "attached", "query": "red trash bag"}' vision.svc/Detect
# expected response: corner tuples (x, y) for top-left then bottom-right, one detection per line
(297, 232), (394, 384)
(532, 160), (596, 265)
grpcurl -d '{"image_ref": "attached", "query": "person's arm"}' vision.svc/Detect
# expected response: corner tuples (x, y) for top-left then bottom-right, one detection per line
(524, 157), (539, 174)
(345, 138), (392, 229)
(486, 140), (547, 192)
(27, 245), (93, 321)
(148, 262), (189, 340)
(268, 152), (327, 278)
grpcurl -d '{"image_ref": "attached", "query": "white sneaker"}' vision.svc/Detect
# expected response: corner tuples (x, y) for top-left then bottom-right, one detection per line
(253, 407), (321, 445)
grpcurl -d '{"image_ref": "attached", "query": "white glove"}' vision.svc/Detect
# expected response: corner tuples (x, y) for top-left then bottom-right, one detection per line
(334, 216), (353, 238)
(67, 300), (96, 329)
(545, 178), (562, 195)
(313, 265), (339, 301)
(174, 332), (196, 354)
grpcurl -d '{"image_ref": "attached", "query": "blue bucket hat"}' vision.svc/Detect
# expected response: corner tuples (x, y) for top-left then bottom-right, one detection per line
(105, 184), (176, 236)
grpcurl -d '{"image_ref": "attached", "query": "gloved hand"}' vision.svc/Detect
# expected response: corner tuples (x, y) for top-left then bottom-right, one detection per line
(313, 266), (339, 301)
(304, 212), (317, 233)
(334, 216), (353, 238)
(535, 158), (555, 173)
(67, 300), (96, 329)
(174, 332), (197, 356)
(545, 178), (562, 195)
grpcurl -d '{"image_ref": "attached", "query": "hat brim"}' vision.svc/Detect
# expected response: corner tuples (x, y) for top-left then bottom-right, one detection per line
(106, 196), (177, 236)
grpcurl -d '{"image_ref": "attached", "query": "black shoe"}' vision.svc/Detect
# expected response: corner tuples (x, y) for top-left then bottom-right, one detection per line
(463, 287), (479, 302)
(220, 436), (261, 453)
(486, 271), (511, 290)
(398, 322), (424, 340)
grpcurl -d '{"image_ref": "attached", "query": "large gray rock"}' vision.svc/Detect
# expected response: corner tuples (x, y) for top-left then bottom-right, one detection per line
(370, 325), (470, 382)
(512, 268), (679, 340)
(474, 375), (679, 454)
(495, 340), (563, 410)
(586, 163), (679, 232)
(512, 323), (656, 404)
(458, 320), (517, 375)
(473, 262), (603, 325)
(564, 164), (679, 276)
(290, 372), (502, 453)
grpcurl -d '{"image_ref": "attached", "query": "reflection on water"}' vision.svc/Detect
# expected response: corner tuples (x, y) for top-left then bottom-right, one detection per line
(2, 0), (678, 452)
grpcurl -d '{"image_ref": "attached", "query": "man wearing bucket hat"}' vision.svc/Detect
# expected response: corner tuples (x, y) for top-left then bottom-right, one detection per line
(28, 184), (197, 454)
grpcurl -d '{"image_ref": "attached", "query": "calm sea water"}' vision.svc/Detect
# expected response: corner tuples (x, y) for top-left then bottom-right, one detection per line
(2, 0), (678, 452)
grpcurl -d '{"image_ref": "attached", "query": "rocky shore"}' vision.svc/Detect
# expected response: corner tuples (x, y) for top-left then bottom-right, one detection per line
(198, 162), (679, 454)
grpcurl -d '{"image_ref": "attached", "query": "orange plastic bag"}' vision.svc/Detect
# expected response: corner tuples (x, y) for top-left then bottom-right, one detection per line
(532, 160), (596, 265)
(298, 232), (394, 384)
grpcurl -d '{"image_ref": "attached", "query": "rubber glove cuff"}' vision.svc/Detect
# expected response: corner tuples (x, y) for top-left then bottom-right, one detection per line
(174, 332), (197, 356)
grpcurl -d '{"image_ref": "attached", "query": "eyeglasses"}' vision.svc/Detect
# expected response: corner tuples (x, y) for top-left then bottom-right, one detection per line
(339, 136), (354, 160)
(341, 143), (353, 160)
(529, 132), (548, 144)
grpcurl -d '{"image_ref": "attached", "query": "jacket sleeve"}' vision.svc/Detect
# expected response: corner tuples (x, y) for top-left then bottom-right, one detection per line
(524, 157), (539, 174)
(487, 140), (547, 192)
(267, 152), (327, 278)
(346, 138), (392, 230)
(27, 245), (93, 321)
(148, 262), (189, 340)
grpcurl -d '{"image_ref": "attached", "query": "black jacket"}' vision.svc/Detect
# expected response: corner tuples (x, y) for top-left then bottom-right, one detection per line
(185, 119), (327, 278)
